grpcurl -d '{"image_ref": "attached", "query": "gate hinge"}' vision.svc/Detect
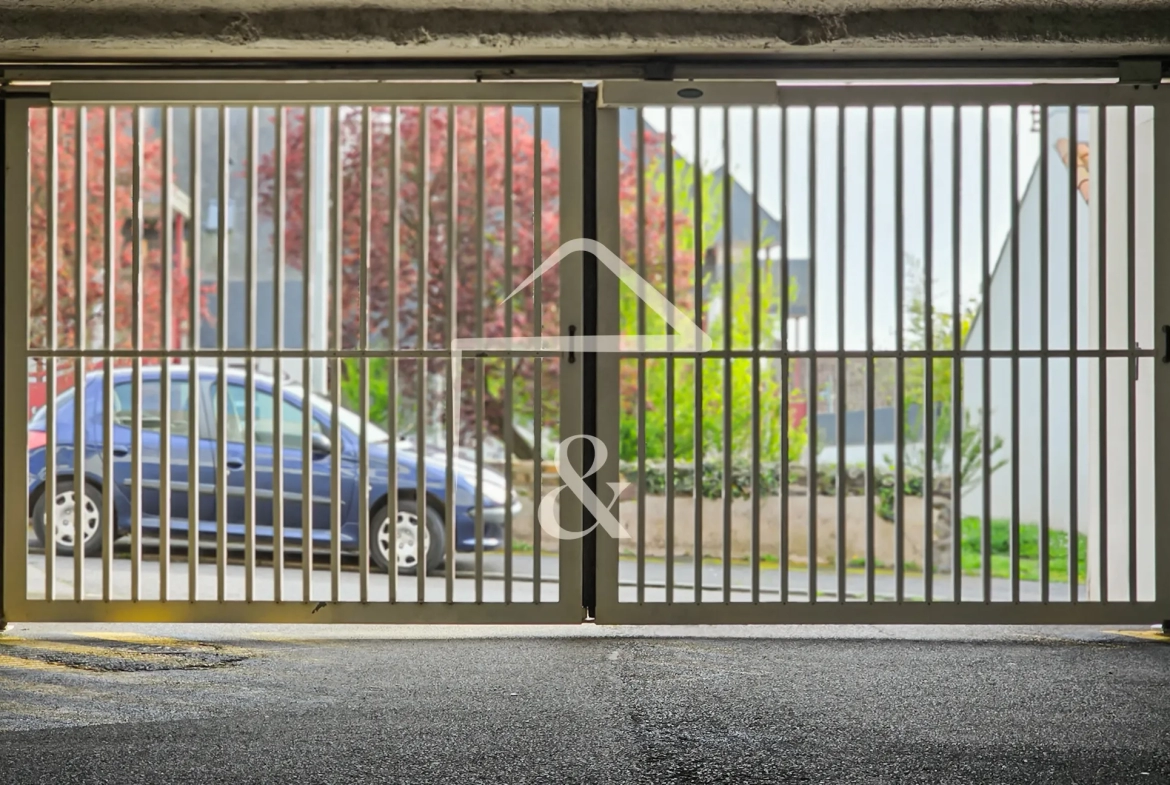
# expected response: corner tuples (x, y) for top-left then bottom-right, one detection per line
(1118, 59), (1164, 86)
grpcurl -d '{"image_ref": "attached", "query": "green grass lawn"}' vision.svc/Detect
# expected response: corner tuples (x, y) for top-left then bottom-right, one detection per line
(959, 517), (1087, 583)
(589, 518), (1089, 584)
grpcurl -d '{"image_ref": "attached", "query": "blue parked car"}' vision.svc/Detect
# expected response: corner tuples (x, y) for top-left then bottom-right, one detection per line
(27, 366), (519, 574)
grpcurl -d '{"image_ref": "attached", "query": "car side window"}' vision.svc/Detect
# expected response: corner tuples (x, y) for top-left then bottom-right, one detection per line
(211, 382), (325, 449)
(112, 379), (192, 435)
(279, 398), (325, 450)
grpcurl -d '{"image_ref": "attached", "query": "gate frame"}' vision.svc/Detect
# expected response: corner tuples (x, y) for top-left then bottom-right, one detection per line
(592, 79), (1170, 625)
(3, 74), (1170, 626)
(2, 81), (589, 624)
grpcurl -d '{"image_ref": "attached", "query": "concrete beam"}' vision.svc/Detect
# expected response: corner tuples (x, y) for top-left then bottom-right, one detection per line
(2, 1), (1170, 62)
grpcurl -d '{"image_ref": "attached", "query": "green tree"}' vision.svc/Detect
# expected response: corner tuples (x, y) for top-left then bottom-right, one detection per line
(895, 254), (1006, 497)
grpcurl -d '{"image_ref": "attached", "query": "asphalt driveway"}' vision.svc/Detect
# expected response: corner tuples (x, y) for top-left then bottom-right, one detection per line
(0, 623), (1166, 783)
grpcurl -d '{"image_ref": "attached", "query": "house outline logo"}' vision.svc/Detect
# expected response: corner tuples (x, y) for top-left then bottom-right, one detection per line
(446, 238), (714, 541)
(451, 237), (713, 356)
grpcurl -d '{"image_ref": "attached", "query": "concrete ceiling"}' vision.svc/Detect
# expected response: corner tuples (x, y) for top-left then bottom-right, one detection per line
(1, 0), (1169, 62)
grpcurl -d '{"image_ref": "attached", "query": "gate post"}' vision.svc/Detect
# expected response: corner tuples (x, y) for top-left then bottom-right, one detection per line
(1154, 92), (1170, 621)
(0, 95), (6, 632)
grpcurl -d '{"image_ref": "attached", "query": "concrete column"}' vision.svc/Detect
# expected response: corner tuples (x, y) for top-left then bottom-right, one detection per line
(1086, 106), (1156, 602)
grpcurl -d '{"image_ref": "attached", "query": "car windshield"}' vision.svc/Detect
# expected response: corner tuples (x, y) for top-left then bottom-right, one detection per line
(286, 385), (391, 442)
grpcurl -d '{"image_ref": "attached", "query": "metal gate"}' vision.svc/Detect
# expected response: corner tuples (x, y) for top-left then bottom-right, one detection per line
(592, 80), (1170, 624)
(4, 82), (586, 623)
(3, 76), (1170, 626)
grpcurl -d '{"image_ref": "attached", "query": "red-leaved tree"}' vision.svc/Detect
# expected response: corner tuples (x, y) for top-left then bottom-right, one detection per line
(28, 107), (190, 375)
(258, 108), (699, 443)
(258, 106), (564, 440)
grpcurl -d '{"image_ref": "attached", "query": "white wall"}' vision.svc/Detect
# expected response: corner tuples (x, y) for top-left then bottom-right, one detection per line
(961, 106), (1091, 532)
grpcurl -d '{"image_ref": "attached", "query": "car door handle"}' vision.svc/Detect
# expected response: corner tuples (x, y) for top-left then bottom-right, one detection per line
(225, 458), (246, 471)
(111, 446), (130, 457)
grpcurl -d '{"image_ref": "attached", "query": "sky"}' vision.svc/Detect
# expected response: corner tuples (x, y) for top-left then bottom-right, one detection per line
(637, 105), (1049, 351)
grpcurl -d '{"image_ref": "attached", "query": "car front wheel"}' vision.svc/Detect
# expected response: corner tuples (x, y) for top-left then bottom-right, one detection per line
(371, 498), (444, 576)
(32, 479), (105, 558)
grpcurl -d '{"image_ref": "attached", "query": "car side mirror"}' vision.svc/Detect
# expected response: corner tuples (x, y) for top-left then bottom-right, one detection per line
(310, 432), (332, 458)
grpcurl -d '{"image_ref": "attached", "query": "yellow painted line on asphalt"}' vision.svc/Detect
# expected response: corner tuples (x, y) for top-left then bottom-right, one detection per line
(1104, 630), (1170, 643)
(0, 636), (189, 664)
(0, 653), (76, 673)
(73, 631), (255, 657)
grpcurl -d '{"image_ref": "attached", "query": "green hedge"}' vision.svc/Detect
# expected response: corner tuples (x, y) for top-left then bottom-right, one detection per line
(622, 460), (932, 509)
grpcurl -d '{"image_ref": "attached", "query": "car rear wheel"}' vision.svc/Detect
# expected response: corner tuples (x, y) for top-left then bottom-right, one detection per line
(370, 498), (444, 576)
(32, 480), (105, 558)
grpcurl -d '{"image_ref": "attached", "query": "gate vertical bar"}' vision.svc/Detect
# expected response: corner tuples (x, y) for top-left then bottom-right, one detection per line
(187, 105), (200, 603)
(981, 104), (992, 604)
(693, 107), (704, 604)
(444, 105), (457, 605)
(1068, 105), (1080, 604)
(924, 107), (935, 602)
(1126, 105), (1138, 603)
(664, 107), (676, 605)
(503, 105), (514, 604)
(416, 105), (429, 601)
(103, 106), (116, 602)
(1097, 105), (1109, 602)
(836, 106), (846, 604)
(1010, 104), (1021, 603)
(636, 107), (645, 603)
(779, 106), (790, 604)
(359, 105), (371, 604)
(130, 106), (143, 602)
(74, 106), (88, 602)
(475, 103), (485, 605)
(301, 104), (314, 603)
(635, 107), (646, 605)
(273, 105), (286, 602)
(532, 106), (543, 604)
(895, 106), (905, 604)
(387, 105), (400, 605)
(721, 106), (733, 605)
(45, 107), (57, 602)
(807, 107), (819, 603)
(215, 105), (228, 603)
(1039, 104), (1051, 603)
(330, 103), (342, 604)
(951, 106), (962, 600)
(750, 107), (761, 604)
(865, 105), (876, 604)
(245, 105), (258, 604)
(159, 106), (172, 602)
